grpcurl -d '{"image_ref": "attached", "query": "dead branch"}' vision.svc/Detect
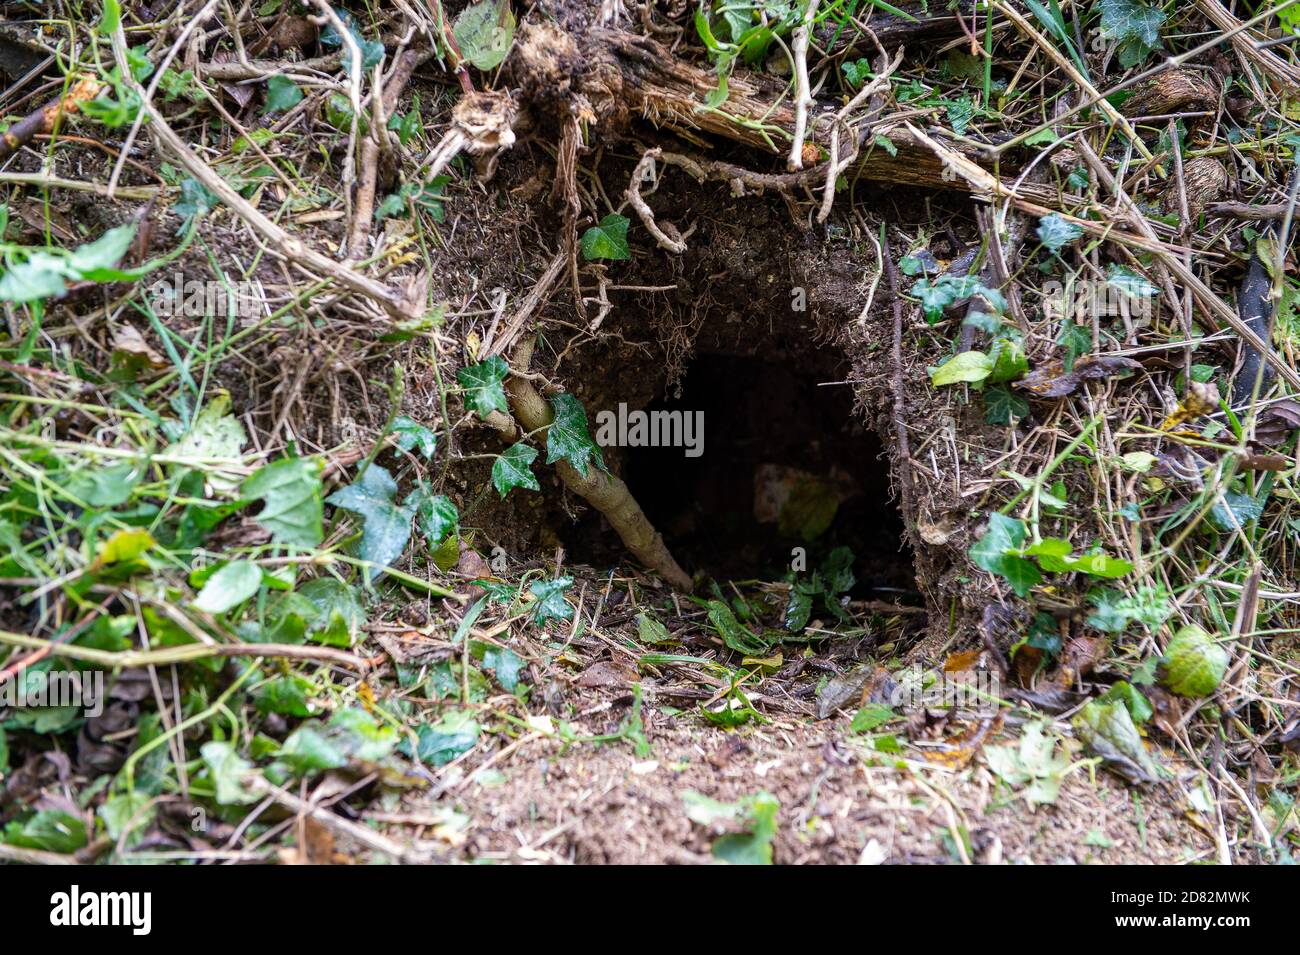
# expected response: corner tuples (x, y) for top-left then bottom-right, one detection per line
(0, 75), (102, 162)
(107, 22), (419, 322)
(347, 47), (433, 260)
(787, 0), (822, 171)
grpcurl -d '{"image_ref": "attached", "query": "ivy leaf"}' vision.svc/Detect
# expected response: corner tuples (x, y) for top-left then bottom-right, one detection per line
(529, 576), (573, 625)
(404, 711), (480, 766)
(200, 741), (259, 805)
(0, 256), (68, 303)
(580, 214), (631, 261)
(319, 9), (385, 70)
(785, 586), (814, 632)
(1106, 263), (1160, 301)
(452, 0), (516, 70)
(325, 464), (415, 571)
(492, 442), (540, 497)
(930, 350), (994, 387)
(987, 337), (1029, 384)
(263, 74), (303, 113)
(375, 178), (449, 222)
(243, 456), (324, 548)
(1096, 0), (1165, 69)
(1209, 489), (1266, 531)
(391, 415), (437, 459)
(984, 384), (1029, 424)
(457, 355), (509, 419)
(297, 578), (366, 646)
(67, 224), (137, 280)
(968, 514), (1041, 597)
(1036, 213), (1082, 254)
(193, 560), (262, 613)
(707, 599), (769, 655)
(912, 273), (981, 323)
(546, 393), (605, 476)
(409, 488), (459, 548)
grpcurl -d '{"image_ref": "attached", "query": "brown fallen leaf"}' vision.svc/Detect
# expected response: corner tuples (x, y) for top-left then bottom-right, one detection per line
(1018, 355), (1141, 398)
(576, 659), (637, 688)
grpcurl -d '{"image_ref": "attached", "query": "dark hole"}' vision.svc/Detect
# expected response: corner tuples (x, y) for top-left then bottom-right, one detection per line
(618, 353), (915, 595)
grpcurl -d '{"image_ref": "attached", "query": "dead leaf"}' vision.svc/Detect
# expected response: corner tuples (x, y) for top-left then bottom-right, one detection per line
(1160, 380), (1220, 431)
(111, 325), (167, 368)
(577, 659), (636, 688)
(1018, 355), (1141, 398)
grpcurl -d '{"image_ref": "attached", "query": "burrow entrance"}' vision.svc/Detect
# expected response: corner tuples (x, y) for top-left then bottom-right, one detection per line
(565, 348), (916, 598)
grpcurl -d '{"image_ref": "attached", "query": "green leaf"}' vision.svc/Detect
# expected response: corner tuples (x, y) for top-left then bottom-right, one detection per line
(984, 384), (1029, 424)
(637, 612), (673, 645)
(96, 793), (153, 845)
(984, 720), (1069, 807)
(298, 578), (365, 647)
(0, 256), (68, 303)
(969, 514), (1041, 597)
(193, 560), (262, 613)
(263, 74), (303, 113)
(1106, 263), (1160, 301)
(452, 0), (516, 70)
(67, 224), (137, 280)
(170, 395), (247, 494)
(850, 703), (896, 733)
(477, 642), (525, 692)
(546, 393), (605, 476)
(67, 460), (142, 507)
(987, 337), (1029, 384)
(1086, 586), (1130, 633)
(1022, 538), (1133, 578)
(784, 587), (813, 632)
(528, 576), (573, 625)
(200, 741), (260, 805)
(930, 350), (994, 387)
(1096, 0), (1165, 68)
(457, 355), (509, 419)
(3, 810), (87, 853)
(492, 442), (540, 497)
(409, 488), (459, 548)
(580, 214), (631, 261)
(375, 178), (449, 222)
(1036, 213), (1082, 254)
(1098, 680), (1153, 723)
(706, 599), (768, 655)
(1073, 698), (1162, 783)
(912, 273), (978, 323)
(1160, 625), (1228, 698)
(280, 707), (397, 775)
(325, 464), (414, 571)
(1209, 489), (1266, 531)
(404, 710), (481, 766)
(682, 790), (779, 865)
(391, 415), (437, 458)
(319, 9), (385, 70)
(243, 456), (324, 548)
